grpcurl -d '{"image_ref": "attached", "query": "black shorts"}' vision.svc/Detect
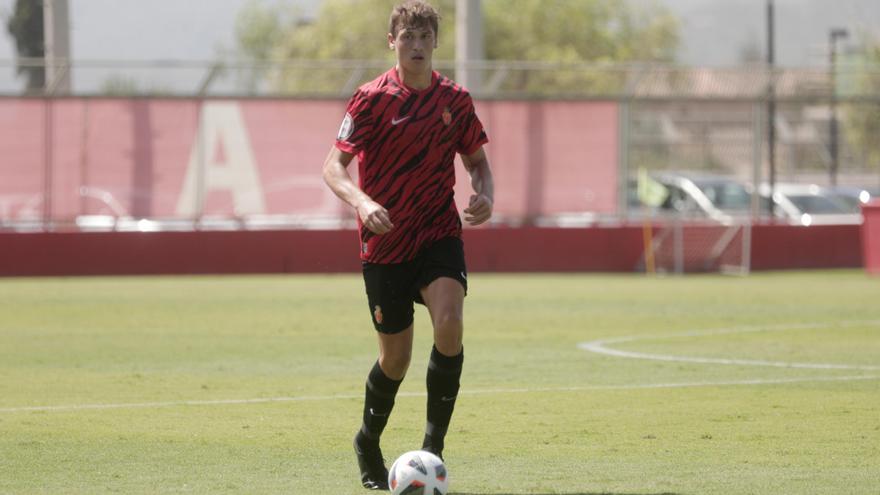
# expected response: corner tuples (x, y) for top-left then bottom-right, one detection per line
(362, 236), (468, 334)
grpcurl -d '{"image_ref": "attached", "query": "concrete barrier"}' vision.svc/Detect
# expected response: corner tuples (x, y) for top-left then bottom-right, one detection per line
(0, 224), (862, 276)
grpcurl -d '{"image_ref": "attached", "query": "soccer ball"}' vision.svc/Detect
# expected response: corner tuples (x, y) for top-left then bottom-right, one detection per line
(388, 450), (448, 495)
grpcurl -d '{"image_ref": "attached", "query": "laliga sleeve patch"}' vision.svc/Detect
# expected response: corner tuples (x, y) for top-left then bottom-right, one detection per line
(337, 112), (355, 141)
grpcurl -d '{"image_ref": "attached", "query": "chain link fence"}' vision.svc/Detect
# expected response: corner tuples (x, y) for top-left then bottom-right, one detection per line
(1, 59), (879, 233)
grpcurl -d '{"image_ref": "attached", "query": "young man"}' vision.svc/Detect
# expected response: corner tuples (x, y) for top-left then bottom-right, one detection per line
(322, 0), (494, 490)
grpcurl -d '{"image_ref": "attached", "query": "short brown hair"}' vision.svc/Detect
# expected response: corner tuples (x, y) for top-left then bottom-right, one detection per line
(389, 1), (441, 39)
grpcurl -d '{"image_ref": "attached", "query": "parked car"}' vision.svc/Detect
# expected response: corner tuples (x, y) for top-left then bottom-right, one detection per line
(826, 186), (878, 212)
(759, 183), (861, 226)
(650, 172), (752, 224)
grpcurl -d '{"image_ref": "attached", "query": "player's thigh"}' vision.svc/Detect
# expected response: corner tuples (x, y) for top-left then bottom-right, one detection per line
(362, 261), (418, 334)
(416, 236), (468, 308)
(420, 277), (465, 355)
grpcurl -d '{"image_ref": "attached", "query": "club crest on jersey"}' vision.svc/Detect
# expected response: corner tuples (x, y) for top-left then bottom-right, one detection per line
(337, 112), (354, 141)
(442, 106), (452, 126)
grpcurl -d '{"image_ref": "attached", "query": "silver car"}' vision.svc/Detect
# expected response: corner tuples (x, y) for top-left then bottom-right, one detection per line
(759, 183), (861, 226)
(826, 186), (878, 212)
(650, 172), (752, 224)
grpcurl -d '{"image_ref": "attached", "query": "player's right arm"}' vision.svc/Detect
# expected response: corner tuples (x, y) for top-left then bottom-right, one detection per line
(322, 147), (394, 235)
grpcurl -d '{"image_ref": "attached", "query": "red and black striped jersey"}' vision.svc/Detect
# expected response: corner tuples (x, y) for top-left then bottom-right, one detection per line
(335, 67), (488, 264)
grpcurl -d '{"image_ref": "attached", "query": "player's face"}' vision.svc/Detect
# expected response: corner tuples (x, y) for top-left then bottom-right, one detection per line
(389, 26), (436, 73)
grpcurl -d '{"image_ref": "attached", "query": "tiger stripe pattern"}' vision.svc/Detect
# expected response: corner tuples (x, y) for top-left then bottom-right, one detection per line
(335, 68), (488, 264)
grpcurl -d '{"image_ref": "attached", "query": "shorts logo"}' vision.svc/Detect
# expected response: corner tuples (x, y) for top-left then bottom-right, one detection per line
(337, 112), (354, 141)
(373, 305), (384, 324)
(442, 106), (452, 126)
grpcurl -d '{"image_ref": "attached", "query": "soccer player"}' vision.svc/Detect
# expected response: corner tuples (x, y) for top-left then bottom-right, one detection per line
(322, 0), (494, 490)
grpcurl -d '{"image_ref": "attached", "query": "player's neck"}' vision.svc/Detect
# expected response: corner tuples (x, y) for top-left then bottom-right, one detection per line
(395, 64), (433, 91)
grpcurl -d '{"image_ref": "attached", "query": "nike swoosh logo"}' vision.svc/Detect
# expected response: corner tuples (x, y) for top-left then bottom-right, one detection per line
(440, 396), (457, 402)
(391, 116), (410, 125)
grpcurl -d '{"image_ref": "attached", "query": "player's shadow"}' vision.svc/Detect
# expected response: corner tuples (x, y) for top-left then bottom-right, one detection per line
(452, 492), (681, 495)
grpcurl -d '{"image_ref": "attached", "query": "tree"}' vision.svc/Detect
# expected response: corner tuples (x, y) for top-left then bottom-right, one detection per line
(5, 0), (44, 92)
(482, 0), (678, 94)
(845, 39), (880, 171)
(234, 0), (678, 96)
(233, 0), (287, 93)
(235, 0), (454, 95)
(737, 31), (763, 65)
(483, 0), (676, 62)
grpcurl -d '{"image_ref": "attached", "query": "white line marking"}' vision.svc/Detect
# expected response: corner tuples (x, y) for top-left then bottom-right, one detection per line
(579, 320), (880, 371)
(4, 321), (878, 415)
(1, 375), (878, 414)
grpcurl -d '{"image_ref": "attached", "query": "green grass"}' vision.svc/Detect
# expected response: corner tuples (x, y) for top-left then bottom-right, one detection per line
(0, 271), (878, 494)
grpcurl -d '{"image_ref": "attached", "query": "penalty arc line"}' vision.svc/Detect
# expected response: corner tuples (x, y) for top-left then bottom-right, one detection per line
(578, 320), (880, 371)
(0, 374), (878, 414)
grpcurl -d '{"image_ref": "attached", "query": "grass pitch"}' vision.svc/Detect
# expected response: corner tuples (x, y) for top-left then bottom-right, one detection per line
(0, 271), (878, 494)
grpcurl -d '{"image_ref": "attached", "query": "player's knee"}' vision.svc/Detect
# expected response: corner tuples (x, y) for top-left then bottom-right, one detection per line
(433, 312), (463, 356)
(433, 311), (463, 335)
(434, 336), (462, 357)
(380, 350), (411, 379)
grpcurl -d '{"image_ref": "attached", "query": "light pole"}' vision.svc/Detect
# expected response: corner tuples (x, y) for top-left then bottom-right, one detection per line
(456, 0), (484, 94)
(829, 28), (848, 186)
(766, 0), (776, 218)
(43, 0), (71, 94)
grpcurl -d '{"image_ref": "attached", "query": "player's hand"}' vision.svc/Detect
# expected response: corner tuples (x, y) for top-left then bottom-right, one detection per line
(357, 200), (394, 235)
(464, 193), (493, 226)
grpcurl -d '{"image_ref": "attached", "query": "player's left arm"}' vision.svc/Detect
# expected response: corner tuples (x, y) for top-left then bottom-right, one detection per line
(461, 146), (494, 226)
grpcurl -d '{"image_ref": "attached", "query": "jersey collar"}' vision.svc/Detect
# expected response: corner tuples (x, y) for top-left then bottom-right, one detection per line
(389, 67), (439, 94)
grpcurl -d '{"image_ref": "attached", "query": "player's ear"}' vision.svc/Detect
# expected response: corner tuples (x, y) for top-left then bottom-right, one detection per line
(388, 33), (395, 50)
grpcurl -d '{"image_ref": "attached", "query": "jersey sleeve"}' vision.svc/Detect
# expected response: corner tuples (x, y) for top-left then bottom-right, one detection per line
(335, 89), (374, 154)
(457, 94), (489, 156)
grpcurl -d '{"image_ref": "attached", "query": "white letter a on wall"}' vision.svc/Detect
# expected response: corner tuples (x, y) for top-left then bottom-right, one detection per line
(176, 102), (266, 216)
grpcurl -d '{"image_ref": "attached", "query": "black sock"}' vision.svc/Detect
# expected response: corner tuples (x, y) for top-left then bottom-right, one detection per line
(358, 361), (403, 444)
(423, 345), (463, 453)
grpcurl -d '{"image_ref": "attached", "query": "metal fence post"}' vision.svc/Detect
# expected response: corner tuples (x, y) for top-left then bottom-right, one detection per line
(618, 98), (631, 219)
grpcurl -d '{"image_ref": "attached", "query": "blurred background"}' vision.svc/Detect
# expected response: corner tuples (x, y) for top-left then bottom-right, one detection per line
(1, 0), (879, 274)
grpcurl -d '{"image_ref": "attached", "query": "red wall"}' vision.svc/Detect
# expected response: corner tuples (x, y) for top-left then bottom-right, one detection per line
(750, 224), (864, 271)
(0, 224), (862, 277)
(0, 98), (619, 224)
(860, 202), (880, 275)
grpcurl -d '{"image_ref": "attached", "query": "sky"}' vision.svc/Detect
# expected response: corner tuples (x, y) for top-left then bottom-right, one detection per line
(1, 0), (879, 93)
(0, 0), (320, 92)
(666, 0), (880, 67)
(0, 0), (318, 61)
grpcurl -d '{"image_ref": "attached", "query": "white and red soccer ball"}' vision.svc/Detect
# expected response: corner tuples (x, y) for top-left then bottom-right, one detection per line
(388, 450), (448, 495)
